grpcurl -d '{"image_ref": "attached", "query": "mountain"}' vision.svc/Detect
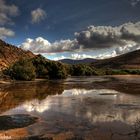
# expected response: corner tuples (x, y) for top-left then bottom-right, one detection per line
(92, 50), (140, 69)
(59, 58), (97, 64)
(0, 40), (35, 71)
(0, 39), (140, 71)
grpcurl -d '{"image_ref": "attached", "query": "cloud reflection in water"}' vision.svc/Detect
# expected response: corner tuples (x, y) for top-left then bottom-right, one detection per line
(21, 89), (119, 113)
(7, 88), (140, 125)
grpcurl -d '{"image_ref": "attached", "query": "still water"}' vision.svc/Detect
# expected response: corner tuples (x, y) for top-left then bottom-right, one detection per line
(0, 76), (140, 140)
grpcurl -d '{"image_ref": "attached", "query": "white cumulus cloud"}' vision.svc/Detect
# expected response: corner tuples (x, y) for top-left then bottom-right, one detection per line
(21, 37), (78, 53)
(0, 27), (15, 39)
(71, 53), (95, 60)
(31, 8), (47, 24)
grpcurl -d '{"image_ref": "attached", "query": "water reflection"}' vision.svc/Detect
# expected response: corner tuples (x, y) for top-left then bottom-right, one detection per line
(22, 99), (51, 113)
(62, 89), (118, 96)
(0, 76), (140, 140)
(3, 88), (140, 125)
(11, 89), (119, 113)
(0, 82), (64, 114)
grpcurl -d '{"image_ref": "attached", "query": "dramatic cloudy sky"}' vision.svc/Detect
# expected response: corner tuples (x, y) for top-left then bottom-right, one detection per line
(0, 0), (140, 60)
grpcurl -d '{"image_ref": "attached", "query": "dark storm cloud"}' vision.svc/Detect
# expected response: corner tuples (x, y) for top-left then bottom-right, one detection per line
(121, 22), (140, 43)
(76, 22), (140, 49)
(75, 26), (124, 49)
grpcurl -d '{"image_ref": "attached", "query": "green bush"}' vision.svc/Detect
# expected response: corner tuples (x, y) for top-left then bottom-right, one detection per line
(32, 55), (48, 78)
(35, 65), (48, 78)
(70, 64), (105, 76)
(6, 59), (36, 81)
(32, 55), (68, 79)
(124, 69), (140, 74)
(105, 69), (140, 75)
(47, 61), (68, 79)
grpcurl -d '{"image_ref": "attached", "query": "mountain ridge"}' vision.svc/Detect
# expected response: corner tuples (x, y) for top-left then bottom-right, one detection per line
(59, 49), (140, 69)
(92, 49), (140, 69)
(59, 58), (97, 64)
(0, 39), (35, 71)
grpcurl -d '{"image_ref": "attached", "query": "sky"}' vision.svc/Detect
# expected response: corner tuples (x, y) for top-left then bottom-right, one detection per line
(0, 0), (140, 60)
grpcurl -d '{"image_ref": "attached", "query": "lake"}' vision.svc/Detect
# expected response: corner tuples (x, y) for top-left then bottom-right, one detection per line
(0, 75), (140, 140)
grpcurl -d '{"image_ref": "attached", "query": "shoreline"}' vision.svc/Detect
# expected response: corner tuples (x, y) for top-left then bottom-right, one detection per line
(0, 78), (48, 85)
(0, 75), (140, 85)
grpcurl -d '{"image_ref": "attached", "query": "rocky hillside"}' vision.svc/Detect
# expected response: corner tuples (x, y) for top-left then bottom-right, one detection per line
(0, 40), (35, 71)
(92, 49), (140, 69)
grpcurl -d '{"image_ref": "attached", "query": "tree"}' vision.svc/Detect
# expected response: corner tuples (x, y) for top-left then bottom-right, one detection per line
(31, 55), (68, 79)
(47, 61), (68, 79)
(32, 55), (48, 78)
(7, 59), (36, 81)
(71, 64), (95, 76)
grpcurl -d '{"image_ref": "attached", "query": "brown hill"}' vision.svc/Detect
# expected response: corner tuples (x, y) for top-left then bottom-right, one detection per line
(0, 40), (35, 71)
(92, 49), (140, 69)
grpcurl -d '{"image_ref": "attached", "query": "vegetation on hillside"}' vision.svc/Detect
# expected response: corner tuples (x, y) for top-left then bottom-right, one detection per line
(2, 54), (140, 81)
(32, 55), (68, 79)
(105, 69), (140, 75)
(69, 64), (105, 76)
(4, 55), (68, 80)
(4, 59), (36, 81)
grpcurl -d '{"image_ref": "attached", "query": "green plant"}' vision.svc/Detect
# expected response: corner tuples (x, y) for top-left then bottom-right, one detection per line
(7, 59), (36, 81)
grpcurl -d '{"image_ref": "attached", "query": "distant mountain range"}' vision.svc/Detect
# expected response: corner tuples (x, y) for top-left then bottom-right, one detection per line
(60, 50), (140, 69)
(59, 58), (97, 64)
(0, 40), (35, 71)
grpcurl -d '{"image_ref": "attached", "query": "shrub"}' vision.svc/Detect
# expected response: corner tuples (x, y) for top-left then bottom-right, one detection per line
(6, 59), (36, 81)
(32, 55), (68, 79)
(105, 69), (140, 75)
(47, 61), (68, 79)
(70, 64), (104, 76)
(32, 55), (48, 78)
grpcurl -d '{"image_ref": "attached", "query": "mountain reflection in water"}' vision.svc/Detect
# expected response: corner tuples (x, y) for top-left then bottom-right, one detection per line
(0, 76), (140, 140)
